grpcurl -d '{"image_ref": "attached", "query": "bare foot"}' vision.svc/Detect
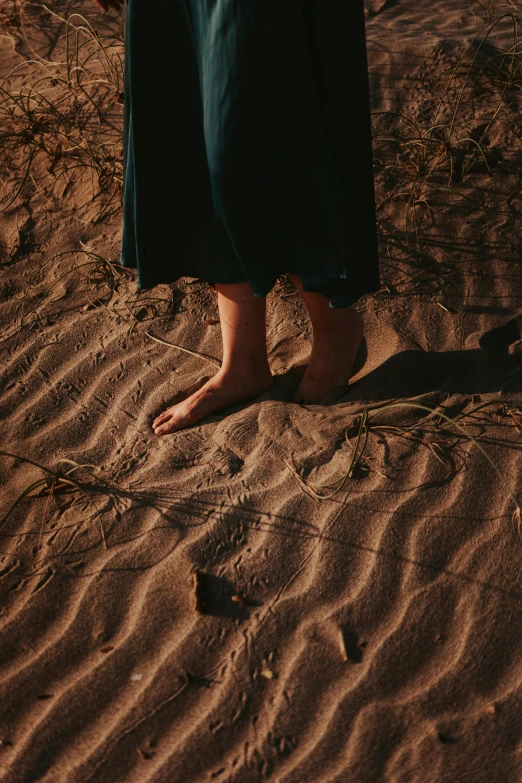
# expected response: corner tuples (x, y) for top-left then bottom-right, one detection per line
(293, 307), (364, 404)
(152, 366), (274, 435)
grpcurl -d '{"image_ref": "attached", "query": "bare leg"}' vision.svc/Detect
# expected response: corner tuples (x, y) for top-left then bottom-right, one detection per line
(286, 274), (364, 404)
(152, 282), (273, 435)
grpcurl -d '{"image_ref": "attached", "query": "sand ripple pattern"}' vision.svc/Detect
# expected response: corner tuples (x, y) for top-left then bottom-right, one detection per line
(2, 1), (522, 781)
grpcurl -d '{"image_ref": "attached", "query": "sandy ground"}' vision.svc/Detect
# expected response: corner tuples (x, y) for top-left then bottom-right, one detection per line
(2, 1), (522, 781)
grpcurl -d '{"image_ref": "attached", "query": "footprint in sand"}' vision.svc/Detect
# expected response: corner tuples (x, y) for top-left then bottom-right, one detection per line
(479, 316), (522, 354)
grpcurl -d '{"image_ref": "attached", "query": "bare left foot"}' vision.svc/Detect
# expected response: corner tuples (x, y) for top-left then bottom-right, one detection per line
(152, 364), (273, 435)
(293, 307), (364, 404)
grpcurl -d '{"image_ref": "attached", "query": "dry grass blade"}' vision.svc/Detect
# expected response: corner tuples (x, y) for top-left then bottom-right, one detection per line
(0, 249), (122, 344)
(0, 242), (222, 367)
(284, 409), (370, 499)
(0, 451), (110, 548)
(142, 330), (221, 368)
(371, 402), (521, 527)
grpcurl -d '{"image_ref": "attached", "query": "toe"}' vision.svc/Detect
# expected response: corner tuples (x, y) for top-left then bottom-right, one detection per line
(154, 421), (172, 436)
(153, 415), (173, 433)
(154, 411), (186, 435)
(153, 409), (172, 427)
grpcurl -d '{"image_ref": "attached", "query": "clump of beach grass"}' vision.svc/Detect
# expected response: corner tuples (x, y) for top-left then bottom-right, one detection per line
(0, 451), (114, 549)
(284, 399), (522, 531)
(471, 0), (521, 24)
(0, 6), (124, 222)
(374, 9), (522, 262)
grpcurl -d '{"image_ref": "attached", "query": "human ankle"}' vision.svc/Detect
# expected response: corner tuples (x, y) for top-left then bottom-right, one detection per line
(220, 357), (271, 378)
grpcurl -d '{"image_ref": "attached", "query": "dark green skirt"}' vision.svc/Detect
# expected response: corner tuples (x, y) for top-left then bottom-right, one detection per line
(120, 0), (380, 308)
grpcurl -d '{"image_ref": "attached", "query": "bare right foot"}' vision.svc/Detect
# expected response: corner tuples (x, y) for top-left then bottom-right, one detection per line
(153, 365), (273, 435)
(293, 306), (364, 404)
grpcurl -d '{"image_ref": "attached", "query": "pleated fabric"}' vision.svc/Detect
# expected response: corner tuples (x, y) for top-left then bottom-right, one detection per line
(120, 0), (380, 308)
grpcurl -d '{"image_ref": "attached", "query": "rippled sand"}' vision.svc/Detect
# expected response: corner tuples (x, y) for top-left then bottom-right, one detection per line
(2, 2), (522, 781)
